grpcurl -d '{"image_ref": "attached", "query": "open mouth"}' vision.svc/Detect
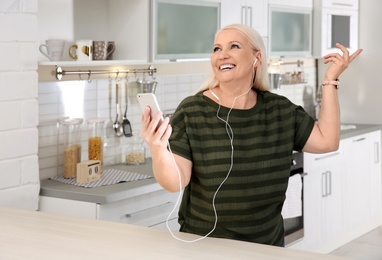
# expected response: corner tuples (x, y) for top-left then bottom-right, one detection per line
(219, 63), (235, 71)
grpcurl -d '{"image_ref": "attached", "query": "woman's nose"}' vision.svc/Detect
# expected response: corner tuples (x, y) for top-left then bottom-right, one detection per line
(218, 49), (230, 59)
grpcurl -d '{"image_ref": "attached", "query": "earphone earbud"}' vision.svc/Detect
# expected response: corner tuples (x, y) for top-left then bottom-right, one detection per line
(253, 59), (258, 66)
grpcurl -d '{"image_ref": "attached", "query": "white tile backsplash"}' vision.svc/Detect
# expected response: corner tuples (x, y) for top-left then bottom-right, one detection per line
(37, 74), (204, 179)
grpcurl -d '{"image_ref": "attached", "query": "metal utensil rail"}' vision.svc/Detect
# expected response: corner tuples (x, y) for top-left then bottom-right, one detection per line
(55, 65), (157, 81)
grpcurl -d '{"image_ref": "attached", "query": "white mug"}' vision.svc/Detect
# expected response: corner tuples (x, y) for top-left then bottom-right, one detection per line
(69, 40), (93, 61)
(39, 39), (65, 61)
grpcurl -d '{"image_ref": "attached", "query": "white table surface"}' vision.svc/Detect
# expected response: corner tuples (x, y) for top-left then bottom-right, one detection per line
(0, 207), (349, 260)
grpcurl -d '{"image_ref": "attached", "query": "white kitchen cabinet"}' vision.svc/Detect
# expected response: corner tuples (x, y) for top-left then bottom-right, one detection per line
(368, 131), (382, 220)
(321, 0), (359, 10)
(38, 0), (150, 63)
(302, 128), (382, 253)
(268, 0), (313, 8)
(267, 2), (313, 58)
(97, 189), (180, 228)
(39, 189), (181, 231)
(313, 0), (359, 57)
(342, 134), (370, 229)
(221, 0), (268, 37)
(342, 130), (382, 229)
(303, 149), (344, 252)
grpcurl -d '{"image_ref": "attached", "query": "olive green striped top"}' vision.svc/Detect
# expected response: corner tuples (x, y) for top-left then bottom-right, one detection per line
(169, 90), (315, 246)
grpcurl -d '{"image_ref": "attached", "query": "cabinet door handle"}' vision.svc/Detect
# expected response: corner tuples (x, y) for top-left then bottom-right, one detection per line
(322, 171), (327, 197)
(241, 6), (246, 25)
(332, 3), (354, 7)
(375, 142), (380, 164)
(327, 171), (332, 196)
(247, 6), (253, 27)
(125, 202), (174, 218)
(314, 152), (340, 161)
(353, 137), (366, 143)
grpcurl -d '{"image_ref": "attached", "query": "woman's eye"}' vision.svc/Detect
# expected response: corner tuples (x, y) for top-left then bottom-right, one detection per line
(213, 47), (221, 52)
(231, 44), (240, 49)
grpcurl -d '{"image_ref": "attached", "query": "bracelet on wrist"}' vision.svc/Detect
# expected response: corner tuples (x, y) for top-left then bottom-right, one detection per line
(321, 79), (340, 89)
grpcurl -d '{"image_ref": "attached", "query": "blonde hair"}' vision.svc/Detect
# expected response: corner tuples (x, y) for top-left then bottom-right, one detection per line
(195, 24), (269, 93)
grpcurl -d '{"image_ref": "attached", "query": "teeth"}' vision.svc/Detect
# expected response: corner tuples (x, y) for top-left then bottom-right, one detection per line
(220, 64), (235, 70)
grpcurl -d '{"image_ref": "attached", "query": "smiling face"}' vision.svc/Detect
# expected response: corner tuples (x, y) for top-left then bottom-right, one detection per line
(211, 28), (259, 89)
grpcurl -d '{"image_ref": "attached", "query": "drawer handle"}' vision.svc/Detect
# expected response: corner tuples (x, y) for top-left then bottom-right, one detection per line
(125, 202), (174, 218)
(353, 137), (366, 143)
(314, 152), (340, 161)
(332, 3), (354, 7)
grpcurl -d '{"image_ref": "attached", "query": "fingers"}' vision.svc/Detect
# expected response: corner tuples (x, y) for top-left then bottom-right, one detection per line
(140, 106), (171, 148)
(141, 106), (163, 132)
(322, 43), (362, 80)
(349, 48), (363, 62)
(324, 43), (362, 64)
(335, 42), (363, 63)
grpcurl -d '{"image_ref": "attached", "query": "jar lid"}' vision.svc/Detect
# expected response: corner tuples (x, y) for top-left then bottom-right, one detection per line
(87, 118), (104, 123)
(62, 118), (83, 125)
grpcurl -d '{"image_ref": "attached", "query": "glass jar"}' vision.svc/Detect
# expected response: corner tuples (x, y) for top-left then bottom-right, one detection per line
(87, 118), (104, 165)
(125, 133), (145, 165)
(62, 118), (83, 178)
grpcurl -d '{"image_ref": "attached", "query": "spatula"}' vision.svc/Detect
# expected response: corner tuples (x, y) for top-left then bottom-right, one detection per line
(122, 79), (133, 137)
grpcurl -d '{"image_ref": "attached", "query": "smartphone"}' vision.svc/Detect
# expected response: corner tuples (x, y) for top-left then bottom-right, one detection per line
(136, 93), (163, 122)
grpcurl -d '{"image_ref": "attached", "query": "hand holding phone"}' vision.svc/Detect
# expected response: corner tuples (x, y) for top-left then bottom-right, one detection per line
(137, 93), (164, 123)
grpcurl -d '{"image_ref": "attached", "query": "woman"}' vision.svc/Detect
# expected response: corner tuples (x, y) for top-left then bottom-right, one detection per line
(140, 24), (362, 246)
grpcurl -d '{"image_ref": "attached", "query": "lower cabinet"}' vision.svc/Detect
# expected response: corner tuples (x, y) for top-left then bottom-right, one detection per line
(97, 189), (180, 229)
(369, 131), (382, 220)
(302, 149), (344, 252)
(297, 130), (382, 253)
(342, 130), (382, 227)
(39, 189), (181, 231)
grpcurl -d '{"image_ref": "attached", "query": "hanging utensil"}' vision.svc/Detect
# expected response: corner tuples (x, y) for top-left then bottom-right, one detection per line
(105, 77), (114, 138)
(113, 82), (123, 137)
(122, 78), (133, 137)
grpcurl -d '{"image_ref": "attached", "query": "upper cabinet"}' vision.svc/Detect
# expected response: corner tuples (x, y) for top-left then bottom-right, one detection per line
(321, 0), (358, 9)
(268, 0), (312, 8)
(39, 0), (225, 65)
(151, 0), (220, 61)
(268, 0), (313, 58)
(221, 0), (268, 37)
(38, 0), (150, 64)
(313, 0), (359, 57)
(38, 0), (360, 65)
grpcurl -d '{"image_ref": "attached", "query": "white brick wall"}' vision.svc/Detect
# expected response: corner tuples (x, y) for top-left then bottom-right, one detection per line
(0, 0), (40, 210)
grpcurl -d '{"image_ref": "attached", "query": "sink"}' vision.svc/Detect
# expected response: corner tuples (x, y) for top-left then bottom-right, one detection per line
(340, 124), (357, 131)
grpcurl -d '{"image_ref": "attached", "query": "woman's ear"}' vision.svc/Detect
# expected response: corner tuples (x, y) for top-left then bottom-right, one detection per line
(255, 51), (262, 64)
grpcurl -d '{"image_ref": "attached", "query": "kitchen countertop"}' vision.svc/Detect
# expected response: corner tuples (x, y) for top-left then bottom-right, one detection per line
(40, 124), (382, 205)
(39, 159), (160, 204)
(0, 207), (349, 260)
(339, 123), (381, 139)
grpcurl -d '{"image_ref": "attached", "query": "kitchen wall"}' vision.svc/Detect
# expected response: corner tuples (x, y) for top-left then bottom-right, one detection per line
(332, 0), (382, 125)
(0, 0), (40, 210)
